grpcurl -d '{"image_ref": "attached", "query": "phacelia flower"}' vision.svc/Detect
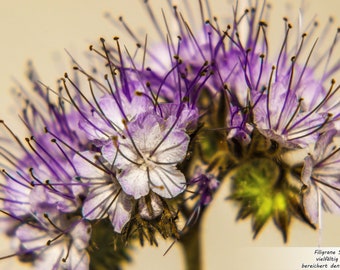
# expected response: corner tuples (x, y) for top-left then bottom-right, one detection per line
(113, 112), (189, 199)
(1, 67), (86, 217)
(301, 129), (340, 227)
(128, 0), (340, 241)
(57, 37), (192, 245)
(2, 1), (340, 270)
(16, 213), (91, 270)
(222, 2), (340, 240)
(73, 150), (133, 233)
(189, 166), (220, 208)
(0, 64), (93, 269)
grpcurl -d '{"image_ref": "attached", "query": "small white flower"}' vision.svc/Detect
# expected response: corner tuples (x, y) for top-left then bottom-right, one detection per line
(73, 151), (133, 233)
(112, 113), (189, 199)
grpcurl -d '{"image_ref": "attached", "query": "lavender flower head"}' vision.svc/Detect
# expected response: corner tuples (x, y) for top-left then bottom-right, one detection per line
(0, 65), (92, 268)
(1, 1), (340, 270)
(223, 3), (339, 239)
(127, 0), (340, 241)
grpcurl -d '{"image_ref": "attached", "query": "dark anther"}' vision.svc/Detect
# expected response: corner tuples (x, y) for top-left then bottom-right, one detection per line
(259, 21), (267, 27)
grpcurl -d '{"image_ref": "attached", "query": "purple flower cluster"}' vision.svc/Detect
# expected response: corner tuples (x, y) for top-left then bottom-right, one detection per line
(220, 5), (340, 236)
(0, 65), (91, 268)
(1, 0), (340, 269)
(118, 0), (340, 240)
(0, 35), (202, 268)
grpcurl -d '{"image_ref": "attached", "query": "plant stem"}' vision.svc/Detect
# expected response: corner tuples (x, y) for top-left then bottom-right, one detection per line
(179, 220), (202, 270)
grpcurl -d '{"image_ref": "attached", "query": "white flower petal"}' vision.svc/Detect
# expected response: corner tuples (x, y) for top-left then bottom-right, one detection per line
(34, 244), (64, 270)
(108, 193), (133, 233)
(73, 151), (103, 178)
(139, 193), (163, 220)
(118, 167), (149, 199)
(67, 247), (90, 270)
(16, 224), (48, 250)
(155, 130), (189, 164)
(70, 221), (91, 250)
(99, 96), (124, 128)
(149, 166), (186, 198)
(82, 184), (118, 220)
(302, 184), (319, 227)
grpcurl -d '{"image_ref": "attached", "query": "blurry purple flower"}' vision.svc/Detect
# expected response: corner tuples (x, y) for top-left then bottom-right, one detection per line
(221, 5), (340, 147)
(16, 214), (91, 270)
(189, 167), (220, 207)
(301, 129), (340, 226)
(252, 80), (329, 148)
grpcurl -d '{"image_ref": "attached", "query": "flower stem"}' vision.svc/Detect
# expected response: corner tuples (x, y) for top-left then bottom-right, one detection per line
(179, 220), (202, 270)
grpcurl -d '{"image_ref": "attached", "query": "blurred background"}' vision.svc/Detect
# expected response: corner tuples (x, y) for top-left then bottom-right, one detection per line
(0, 0), (340, 269)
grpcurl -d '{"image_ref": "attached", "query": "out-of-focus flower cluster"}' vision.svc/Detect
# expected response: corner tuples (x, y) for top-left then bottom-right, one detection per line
(1, 0), (340, 269)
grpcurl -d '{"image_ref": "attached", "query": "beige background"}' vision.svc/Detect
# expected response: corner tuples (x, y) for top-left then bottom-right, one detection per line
(0, 0), (340, 269)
